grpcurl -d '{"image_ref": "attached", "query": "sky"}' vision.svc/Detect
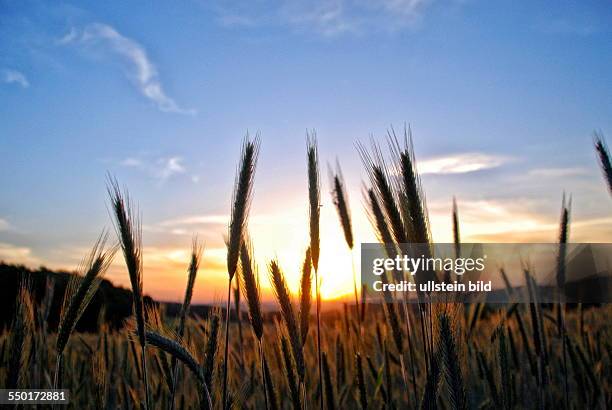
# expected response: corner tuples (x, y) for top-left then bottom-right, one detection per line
(1, 0), (611, 303)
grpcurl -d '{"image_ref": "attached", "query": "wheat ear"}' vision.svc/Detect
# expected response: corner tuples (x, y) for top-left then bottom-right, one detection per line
(170, 239), (203, 410)
(55, 233), (115, 392)
(307, 132), (324, 410)
(108, 177), (150, 410)
(594, 131), (612, 196)
(223, 135), (260, 408)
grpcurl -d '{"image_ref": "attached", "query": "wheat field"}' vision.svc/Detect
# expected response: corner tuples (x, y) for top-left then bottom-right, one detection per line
(1, 131), (611, 409)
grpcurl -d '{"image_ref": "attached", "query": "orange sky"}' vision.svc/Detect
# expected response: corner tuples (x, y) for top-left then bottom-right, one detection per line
(84, 188), (612, 304)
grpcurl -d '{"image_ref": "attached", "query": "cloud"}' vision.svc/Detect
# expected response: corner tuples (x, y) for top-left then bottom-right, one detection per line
(2, 69), (29, 88)
(159, 215), (228, 227)
(418, 153), (510, 175)
(0, 219), (10, 231)
(119, 155), (199, 184)
(281, 1), (356, 36)
(213, 0), (434, 36)
(60, 23), (195, 114)
(527, 167), (588, 178)
(0, 242), (40, 265)
(427, 198), (558, 242)
(157, 213), (296, 229)
(120, 157), (144, 167)
(146, 212), (297, 238)
(156, 157), (186, 180)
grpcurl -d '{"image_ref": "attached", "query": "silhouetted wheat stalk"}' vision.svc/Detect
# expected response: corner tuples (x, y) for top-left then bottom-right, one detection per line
(322, 351), (336, 410)
(360, 137), (425, 397)
(556, 194), (571, 408)
(234, 265), (245, 367)
(594, 131), (612, 196)
(268, 260), (305, 383)
(92, 344), (108, 409)
(239, 236), (270, 410)
(330, 161), (361, 333)
(355, 352), (368, 410)
(307, 132), (324, 410)
(170, 239), (203, 410)
(452, 197), (461, 284)
(202, 309), (220, 401)
(438, 310), (467, 410)
(497, 325), (511, 410)
(299, 247), (312, 348)
(364, 187), (411, 394)
(388, 129), (436, 388)
(298, 247), (312, 407)
(222, 136), (259, 408)
(279, 331), (301, 409)
(263, 353), (279, 410)
(144, 330), (212, 409)
(108, 178), (151, 410)
(54, 233), (115, 393)
(8, 282), (34, 389)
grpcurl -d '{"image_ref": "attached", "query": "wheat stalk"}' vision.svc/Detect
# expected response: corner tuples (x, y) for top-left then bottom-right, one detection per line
(299, 247), (312, 347)
(203, 310), (221, 396)
(335, 334), (346, 392)
(8, 282), (34, 389)
(108, 177), (150, 410)
(438, 310), (467, 410)
(279, 331), (301, 409)
(170, 239), (203, 410)
(223, 135), (260, 408)
(387, 126), (431, 245)
(355, 352), (368, 410)
(240, 237), (263, 341)
(556, 194), (571, 409)
(55, 233), (115, 393)
(263, 352), (279, 410)
(359, 142), (407, 247)
(93, 342), (108, 408)
(383, 342), (393, 407)
(239, 236), (269, 409)
(268, 259), (305, 381)
(594, 131), (612, 196)
(361, 139), (432, 388)
(329, 161), (354, 249)
(322, 352), (336, 410)
(497, 325), (511, 410)
(329, 161), (361, 332)
(144, 330), (212, 409)
(307, 132), (324, 410)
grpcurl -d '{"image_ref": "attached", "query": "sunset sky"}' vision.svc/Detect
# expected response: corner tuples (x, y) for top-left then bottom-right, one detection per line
(1, 0), (611, 303)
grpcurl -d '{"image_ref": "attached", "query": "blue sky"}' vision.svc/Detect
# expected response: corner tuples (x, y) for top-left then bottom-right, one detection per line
(1, 0), (611, 301)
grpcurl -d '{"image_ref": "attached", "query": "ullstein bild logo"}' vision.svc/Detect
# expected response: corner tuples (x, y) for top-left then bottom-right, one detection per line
(361, 243), (612, 303)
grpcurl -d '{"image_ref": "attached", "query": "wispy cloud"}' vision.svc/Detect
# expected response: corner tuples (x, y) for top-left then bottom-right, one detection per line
(60, 23), (195, 114)
(428, 198), (557, 242)
(149, 212), (296, 236)
(159, 214), (228, 227)
(156, 157), (186, 180)
(527, 167), (589, 178)
(2, 69), (29, 88)
(0, 218), (10, 231)
(418, 153), (510, 175)
(120, 157), (144, 167)
(120, 154), (195, 183)
(213, 0), (434, 36)
(0, 242), (40, 265)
